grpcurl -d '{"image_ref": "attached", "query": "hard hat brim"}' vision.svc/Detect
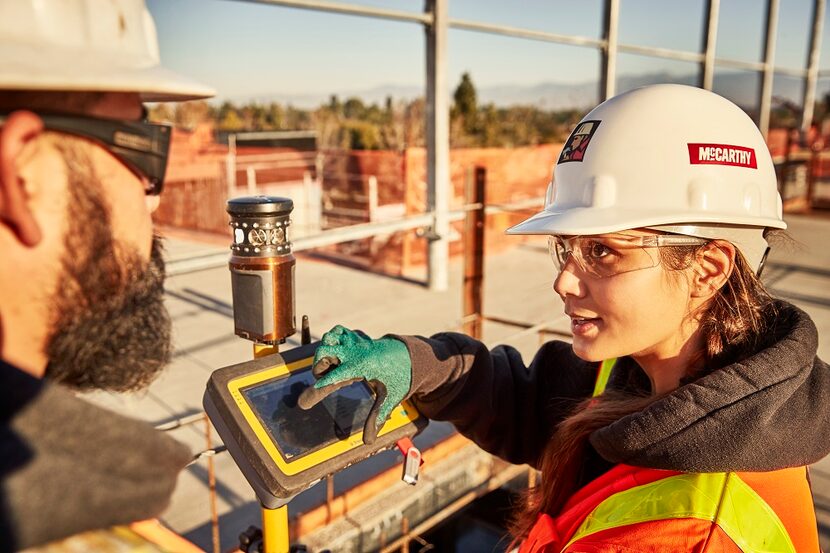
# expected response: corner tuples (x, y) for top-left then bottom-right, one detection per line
(0, 47), (215, 101)
(506, 206), (787, 236)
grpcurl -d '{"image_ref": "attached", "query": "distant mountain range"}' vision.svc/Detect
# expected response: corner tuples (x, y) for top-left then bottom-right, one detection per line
(233, 71), (808, 111)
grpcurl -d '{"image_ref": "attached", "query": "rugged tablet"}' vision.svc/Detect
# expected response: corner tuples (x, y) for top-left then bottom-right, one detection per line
(204, 342), (426, 508)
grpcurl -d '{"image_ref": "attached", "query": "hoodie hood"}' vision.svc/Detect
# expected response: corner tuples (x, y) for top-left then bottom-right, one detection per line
(590, 300), (830, 472)
(0, 362), (192, 550)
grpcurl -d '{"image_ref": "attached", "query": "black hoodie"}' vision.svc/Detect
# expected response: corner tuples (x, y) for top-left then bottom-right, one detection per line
(400, 300), (830, 484)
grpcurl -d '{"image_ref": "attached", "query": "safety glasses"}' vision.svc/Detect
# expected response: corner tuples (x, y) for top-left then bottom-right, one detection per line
(548, 233), (708, 278)
(0, 112), (172, 195)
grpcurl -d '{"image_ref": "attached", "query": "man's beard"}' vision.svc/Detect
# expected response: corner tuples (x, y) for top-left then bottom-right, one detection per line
(44, 144), (172, 392)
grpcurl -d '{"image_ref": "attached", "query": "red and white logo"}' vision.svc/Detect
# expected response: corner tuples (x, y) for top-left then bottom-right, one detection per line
(558, 120), (601, 164)
(688, 143), (757, 169)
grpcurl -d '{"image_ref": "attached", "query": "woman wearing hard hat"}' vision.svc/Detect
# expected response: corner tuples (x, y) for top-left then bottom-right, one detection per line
(300, 84), (830, 551)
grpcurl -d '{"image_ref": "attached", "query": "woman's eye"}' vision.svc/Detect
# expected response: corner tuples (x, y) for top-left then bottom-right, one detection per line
(587, 242), (613, 260)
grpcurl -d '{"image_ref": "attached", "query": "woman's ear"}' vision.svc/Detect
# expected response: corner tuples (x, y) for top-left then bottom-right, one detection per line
(691, 240), (736, 298)
(0, 110), (45, 247)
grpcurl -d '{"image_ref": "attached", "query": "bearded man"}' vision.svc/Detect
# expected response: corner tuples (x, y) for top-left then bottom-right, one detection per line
(0, 1), (214, 550)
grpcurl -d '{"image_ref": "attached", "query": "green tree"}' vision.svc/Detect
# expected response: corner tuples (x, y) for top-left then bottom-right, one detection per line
(147, 103), (174, 124)
(453, 72), (478, 135)
(770, 96), (800, 129)
(284, 105), (312, 129)
(266, 102), (284, 129)
(343, 120), (381, 150)
(329, 94), (342, 116)
(379, 97), (405, 151)
(217, 101), (236, 123)
(403, 98), (425, 148)
(479, 104), (501, 147)
(218, 109), (244, 131)
(343, 97), (366, 119)
(173, 100), (211, 129)
(200, 92), (592, 150)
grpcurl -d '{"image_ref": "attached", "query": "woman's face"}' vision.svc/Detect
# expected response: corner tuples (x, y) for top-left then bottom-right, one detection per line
(553, 230), (698, 365)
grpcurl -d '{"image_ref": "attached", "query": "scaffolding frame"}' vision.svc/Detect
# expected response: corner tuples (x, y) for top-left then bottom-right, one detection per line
(237, 0), (827, 291)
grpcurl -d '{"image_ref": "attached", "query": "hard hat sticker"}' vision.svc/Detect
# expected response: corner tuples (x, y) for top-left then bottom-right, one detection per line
(688, 143), (757, 169)
(558, 120), (601, 164)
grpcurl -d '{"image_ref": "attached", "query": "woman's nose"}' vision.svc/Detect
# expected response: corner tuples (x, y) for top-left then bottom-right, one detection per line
(553, 258), (586, 300)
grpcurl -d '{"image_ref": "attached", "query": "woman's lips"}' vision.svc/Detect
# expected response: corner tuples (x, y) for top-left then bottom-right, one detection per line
(571, 316), (601, 336)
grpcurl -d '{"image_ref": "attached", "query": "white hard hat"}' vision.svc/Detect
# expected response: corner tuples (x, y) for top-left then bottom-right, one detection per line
(0, 0), (214, 101)
(508, 84), (786, 238)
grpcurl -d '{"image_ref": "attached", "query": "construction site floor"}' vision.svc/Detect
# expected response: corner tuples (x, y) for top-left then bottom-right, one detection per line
(83, 213), (830, 552)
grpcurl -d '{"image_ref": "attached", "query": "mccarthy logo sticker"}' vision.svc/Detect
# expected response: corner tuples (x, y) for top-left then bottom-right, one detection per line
(688, 143), (757, 168)
(558, 120), (600, 163)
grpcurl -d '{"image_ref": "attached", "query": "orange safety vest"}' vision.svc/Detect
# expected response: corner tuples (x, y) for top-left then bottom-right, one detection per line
(520, 359), (820, 553)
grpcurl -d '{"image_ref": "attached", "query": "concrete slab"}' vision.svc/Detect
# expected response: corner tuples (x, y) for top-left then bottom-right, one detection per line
(81, 212), (830, 551)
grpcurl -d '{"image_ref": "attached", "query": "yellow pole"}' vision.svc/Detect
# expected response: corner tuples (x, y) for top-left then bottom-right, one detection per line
(254, 342), (289, 553)
(262, 505), (289, 553)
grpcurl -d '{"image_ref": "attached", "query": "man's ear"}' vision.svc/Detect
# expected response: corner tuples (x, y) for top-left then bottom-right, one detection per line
(691, 240), (736, 299)
(0, 110), (45, 247)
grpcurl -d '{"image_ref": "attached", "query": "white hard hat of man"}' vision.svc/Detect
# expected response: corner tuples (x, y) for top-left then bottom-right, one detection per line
(0, 0), (214, 100)
(507, 84), (787, 272)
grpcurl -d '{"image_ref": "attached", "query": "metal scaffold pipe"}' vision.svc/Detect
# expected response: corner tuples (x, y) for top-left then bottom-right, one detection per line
(164, 201), (545, 278)
(426, 0), (450, 292)
(238, 0), (431, 24)
(759, 0), (780, 138)
(600, 0), (620, 101)
(803, 0), (826, 134)
(449, 18), (603, 48)
(700, 0), (720, 90)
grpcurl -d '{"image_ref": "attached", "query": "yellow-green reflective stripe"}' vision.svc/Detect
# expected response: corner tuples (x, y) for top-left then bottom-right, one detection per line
(561, 472), (796, 553)
(592, 358), (616, 397)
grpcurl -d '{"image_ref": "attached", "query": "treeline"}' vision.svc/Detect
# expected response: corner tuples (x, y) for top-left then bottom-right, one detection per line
(148, 73), (586, 150)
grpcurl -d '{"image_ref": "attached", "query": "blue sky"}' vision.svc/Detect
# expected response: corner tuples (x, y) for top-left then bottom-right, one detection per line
(148, 0), (829, 104)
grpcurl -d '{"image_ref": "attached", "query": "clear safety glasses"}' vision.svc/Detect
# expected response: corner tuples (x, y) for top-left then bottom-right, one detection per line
(548, 233), (709, 278)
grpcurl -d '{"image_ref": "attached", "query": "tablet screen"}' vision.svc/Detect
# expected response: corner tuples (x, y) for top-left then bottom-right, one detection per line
(241, 368), (374, 461)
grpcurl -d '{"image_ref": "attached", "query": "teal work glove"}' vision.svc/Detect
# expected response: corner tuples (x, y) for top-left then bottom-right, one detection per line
(297, 325), (412, 445)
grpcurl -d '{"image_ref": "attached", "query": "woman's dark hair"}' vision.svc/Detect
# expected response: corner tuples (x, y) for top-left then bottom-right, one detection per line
(509, 239), (776, 539)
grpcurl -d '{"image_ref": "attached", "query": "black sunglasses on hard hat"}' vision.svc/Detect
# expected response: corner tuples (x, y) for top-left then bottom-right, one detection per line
(0, 112), (172, 196)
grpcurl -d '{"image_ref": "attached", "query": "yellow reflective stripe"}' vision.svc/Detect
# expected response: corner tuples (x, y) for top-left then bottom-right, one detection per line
(711, 473), (796, 553)
(561, 472), (796, 553)
(592, 358), (616, 397)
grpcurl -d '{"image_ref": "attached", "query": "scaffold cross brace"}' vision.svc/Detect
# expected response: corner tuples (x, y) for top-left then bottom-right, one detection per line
(396, 437), (423, 485)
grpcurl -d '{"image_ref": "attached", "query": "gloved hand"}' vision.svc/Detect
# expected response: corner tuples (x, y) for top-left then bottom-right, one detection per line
(297, 325), (412, 445)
